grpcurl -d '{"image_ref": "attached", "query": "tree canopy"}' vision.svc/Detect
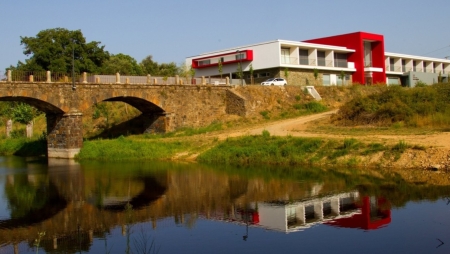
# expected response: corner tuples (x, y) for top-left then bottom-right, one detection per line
(139, 55), (178, 76)
(11, 28), (110, 74)
(8, 28), (184, 77)
(102, 53), (143, 75)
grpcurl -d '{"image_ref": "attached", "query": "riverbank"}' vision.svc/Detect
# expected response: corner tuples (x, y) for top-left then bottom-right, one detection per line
(1, 110), (449, 171)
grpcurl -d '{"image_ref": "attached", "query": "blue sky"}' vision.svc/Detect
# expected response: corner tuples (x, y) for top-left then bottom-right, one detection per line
(1, 0), (450, 73)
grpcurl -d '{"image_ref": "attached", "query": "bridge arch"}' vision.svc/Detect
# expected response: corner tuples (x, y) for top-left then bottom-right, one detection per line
(102, 96), (165, 114)
(0, 96), (64, 114)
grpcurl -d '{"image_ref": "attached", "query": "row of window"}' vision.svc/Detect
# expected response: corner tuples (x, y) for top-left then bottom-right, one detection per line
(388, 58), (449, 73)
(282, 48), (348, 67)
(197, 53), (247, 67)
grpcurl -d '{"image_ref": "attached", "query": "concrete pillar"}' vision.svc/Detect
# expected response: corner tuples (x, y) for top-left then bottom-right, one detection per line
(331, 197), (340, 215)
(201, 76), (206, 85)
(95, 77), (100, 83)
(6, 119), (12, 138)
(147, 74), (151, 84)
(126, 78), (130, 84)
(116, 72), (121, 83)
(82, 72), (87, 83)
(296, 205), (306, 225)
(175, 75), (179, 85)
(53, 236), (57, 249)
(26, 121), (33, 138)
(314, 201), (324, 220)
(153, 78), (157, 85)
(226, 77), (230, 85)
(7, 70), (11, 82)
(46, 71), (51, 83)
(29, 75), (34, 82)
(46, 111), (83, 158)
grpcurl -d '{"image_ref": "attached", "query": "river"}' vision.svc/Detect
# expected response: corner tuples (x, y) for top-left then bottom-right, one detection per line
(0, 156), (449, 253)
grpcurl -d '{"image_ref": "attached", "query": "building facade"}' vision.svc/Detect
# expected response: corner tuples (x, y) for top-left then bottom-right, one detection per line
(186, 31), (450, 87)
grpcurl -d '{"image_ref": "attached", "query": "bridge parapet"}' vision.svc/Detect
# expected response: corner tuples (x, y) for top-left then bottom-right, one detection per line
(4, 70), (232, 86)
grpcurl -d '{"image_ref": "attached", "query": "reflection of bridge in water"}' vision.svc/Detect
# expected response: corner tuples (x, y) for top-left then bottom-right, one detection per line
(0, 158), (391, 253)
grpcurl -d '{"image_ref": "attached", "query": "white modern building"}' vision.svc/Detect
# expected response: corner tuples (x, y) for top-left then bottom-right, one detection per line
(186, 31), (450, 87)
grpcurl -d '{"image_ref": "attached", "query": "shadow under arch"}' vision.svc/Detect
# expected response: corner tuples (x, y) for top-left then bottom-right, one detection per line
(95, 175), (167, 211)
(103, 96), (165, 114)
(0, 96), (64, 114)
(0, 182), (67, 229)
(90, 96), (167, 139)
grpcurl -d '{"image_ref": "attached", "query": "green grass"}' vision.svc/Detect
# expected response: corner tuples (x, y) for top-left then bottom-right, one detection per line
(333, 84), (450, 128)
(76, 135), (192, 161)
(0, 133), (47, 157)
(197, 131), (409, 167)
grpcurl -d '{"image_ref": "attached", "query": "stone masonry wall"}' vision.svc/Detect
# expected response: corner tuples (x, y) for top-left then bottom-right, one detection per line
(46, 113), (83, 150)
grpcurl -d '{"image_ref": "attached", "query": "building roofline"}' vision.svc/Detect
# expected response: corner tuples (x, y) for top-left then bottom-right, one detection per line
(187, 39), (355, 59)
(385, 52), (450, 63)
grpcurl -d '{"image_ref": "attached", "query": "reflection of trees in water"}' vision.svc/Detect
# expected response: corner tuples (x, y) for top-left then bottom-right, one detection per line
(0, 175), (67, 229)
(228, 176), (248, 201)
(5, 175), (48, 218)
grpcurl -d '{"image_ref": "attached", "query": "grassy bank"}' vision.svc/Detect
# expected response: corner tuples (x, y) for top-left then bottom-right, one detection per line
(0, 136), (47, 157)
(76, 136), (193, 161)
(333, 84), (450, 128)
(197, 130), (423, 167)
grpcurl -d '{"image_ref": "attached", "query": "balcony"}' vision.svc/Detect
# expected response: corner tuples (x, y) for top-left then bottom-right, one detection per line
(299, 57), (316, 66)
(281, 57), (298, 65)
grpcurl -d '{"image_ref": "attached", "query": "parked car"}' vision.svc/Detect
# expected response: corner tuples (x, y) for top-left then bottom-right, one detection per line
(261, 78), (287, 86)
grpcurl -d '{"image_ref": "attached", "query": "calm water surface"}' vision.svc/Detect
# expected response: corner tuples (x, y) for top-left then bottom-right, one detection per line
(0, 156), (449, 254)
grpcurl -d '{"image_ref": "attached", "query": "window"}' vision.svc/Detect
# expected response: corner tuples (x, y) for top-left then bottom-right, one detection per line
(256, 72), (270, 78)
(364, 41), (372, 67)
(388, 77), (400, 85)
(389, 58), (395, 71)
(401, 60), (406, 72)
(281, 48), (290, 64)
(317, 51), (326, 66)
(235, 52), (246, 60)
(334, 53), (347, 68)
(299, 49), (309, 65)
(322, 74), (330, 85)
(198, 59), (210, 66)
(413, 61), (416, 72)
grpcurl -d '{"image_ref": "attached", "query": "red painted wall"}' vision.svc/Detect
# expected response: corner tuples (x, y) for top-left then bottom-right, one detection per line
(304, 32), (386, 84)
(192, 50), (253, 69)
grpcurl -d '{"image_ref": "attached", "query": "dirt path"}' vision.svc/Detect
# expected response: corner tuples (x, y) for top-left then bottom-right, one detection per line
(216, 110), (450, 149)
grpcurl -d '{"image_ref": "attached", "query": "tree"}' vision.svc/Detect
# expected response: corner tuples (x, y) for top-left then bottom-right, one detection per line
(339, 71), (345, 85)
(284, 68), (289, 84)
(178, 62), (191, 83)
(189, 65), (196, 83)
(13, 28), (110, 74)
(101, 53), (143, 75)
(313, 68), (319, 80)
(218, 59), (223, 81)
(158, 62), (178, 77)
(249, 64), (254, 84)
(236, 63), (243, 85)
(140, 55), (159, 75)
(11, 103), (40, 138)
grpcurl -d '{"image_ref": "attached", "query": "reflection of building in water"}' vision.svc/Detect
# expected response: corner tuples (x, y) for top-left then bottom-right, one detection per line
(213, 191), (391, 233)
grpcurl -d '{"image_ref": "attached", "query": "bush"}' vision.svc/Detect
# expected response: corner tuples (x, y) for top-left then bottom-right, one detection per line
(333, 84), (450, 127)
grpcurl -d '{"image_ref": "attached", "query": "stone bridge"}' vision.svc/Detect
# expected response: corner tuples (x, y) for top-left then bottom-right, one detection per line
(0, 82), (247, 158)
